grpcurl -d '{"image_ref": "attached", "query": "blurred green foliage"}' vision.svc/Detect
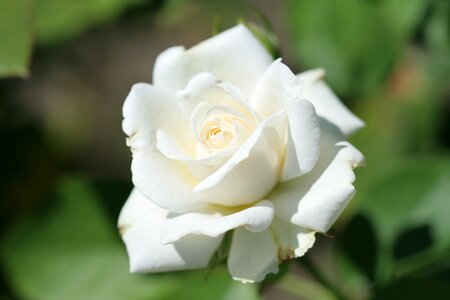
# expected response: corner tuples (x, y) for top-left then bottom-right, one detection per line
(338, 159), (450, 298)
(1, 177), (258, 300)
(0, 0), (449, 299)
(287, 0), (429, 97)
(0, 0), (152, 77)
(34, 0), (149, 45)
(0, 0), (33, 77)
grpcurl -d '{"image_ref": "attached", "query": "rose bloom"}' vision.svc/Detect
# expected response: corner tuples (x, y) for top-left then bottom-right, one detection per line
(118, 25), (365, 283)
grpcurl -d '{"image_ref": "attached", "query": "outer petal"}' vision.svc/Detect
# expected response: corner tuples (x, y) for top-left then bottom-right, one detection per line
(298, 69), (365, 136)
(123, 83), (205, 213)
(269, 121), (365, 233)
(250, 60), (320, 181)
(250, 59), (303, 119)
(153, 25), (273, 97)
(227, 228), (279, 283)
(270, 218), (316, 260)
(193, 111), (287, 206)
(160, 200), (274, 244)
(281, 99), (321, 181)
(118, 189), (222, 273)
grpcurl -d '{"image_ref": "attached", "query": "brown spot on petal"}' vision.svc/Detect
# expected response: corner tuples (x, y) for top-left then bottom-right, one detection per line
(277, 247), (296, 261)
(351, 161), (366, 169)
(127, 131), (137, 140)
(118, 224), (131, 237)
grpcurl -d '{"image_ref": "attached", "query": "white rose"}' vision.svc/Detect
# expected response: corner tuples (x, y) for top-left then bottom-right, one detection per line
(118, 25), (365, 283)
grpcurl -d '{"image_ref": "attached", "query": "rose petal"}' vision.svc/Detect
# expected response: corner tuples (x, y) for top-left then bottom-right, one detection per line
(281, 99), (321, 181)
(160, 200), (274, 244)
(118, 189), (222, 273)
(156, 129), (190, 161)
(250, 60), (320, 180)
(251, 59), (304, 118)
(153, 25), (273, 97)
(190, 101), (248, 143)
(269, 121), (365, 232)
(193, 110), (287, 206)
(123, 83), (194, 152)
(227, 228), (279, 283)
(271, 218), (316, 260)
(156, 129), (238, 182)
(298, 69), (365, 136)
(178, 72), (257, 120)
(123, 83), (205, 212)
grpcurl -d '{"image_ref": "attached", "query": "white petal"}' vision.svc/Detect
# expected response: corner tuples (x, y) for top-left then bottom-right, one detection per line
(270, 122), (365, 233)
(298, 69), (365, 136)
(250, 60), (320, 181)
(156, 128), (238, 183)
(281, 99), (321, 181)
(123, 83), (204, 213)
(153, 25), (273, 97)
(156, 129), (190, 160)
(227, 228), (279, 283)
(118, 189), (222, 273)
(123, 83), (195, 154)
(190, 101), (247, 142)
(193, 111), (287, 206)
(250, 59), (303, 119)
(160, 200), (275, 244)
(178, 72), (257, 120)
(271, 218), (316, 260)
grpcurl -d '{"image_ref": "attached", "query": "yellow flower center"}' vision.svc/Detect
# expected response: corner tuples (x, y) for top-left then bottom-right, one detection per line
(201, 117), (235, 151)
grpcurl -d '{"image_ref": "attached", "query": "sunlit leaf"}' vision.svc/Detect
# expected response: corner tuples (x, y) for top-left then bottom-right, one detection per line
(0, 0), (32, 77)
(34, 0), (151, 45)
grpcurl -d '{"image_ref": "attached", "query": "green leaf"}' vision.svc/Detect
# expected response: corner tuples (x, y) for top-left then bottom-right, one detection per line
(1, 177), (170, 300)
(377, 0), (429, 43)
(286, 0), (427, 97)
(160, 268), (259, 300)
(340, 214), (378, 281)
(425, 0), (450, 83)
(0, 0), (32, 77)
(372, 278), (450, 300)
(34, 0), (149, 46)
(332, 157), (450, 298)
(1, 177), (259, 300)
(356, 157), (450, 283)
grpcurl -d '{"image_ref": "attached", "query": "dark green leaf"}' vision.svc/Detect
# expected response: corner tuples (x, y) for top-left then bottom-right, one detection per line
(356, 157), (450, 283)
(372, 278), (450, 300)
(341, 214), (378, 281)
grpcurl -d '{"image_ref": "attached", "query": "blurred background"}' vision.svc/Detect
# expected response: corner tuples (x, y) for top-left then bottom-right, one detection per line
(0, 0), (449, 299)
